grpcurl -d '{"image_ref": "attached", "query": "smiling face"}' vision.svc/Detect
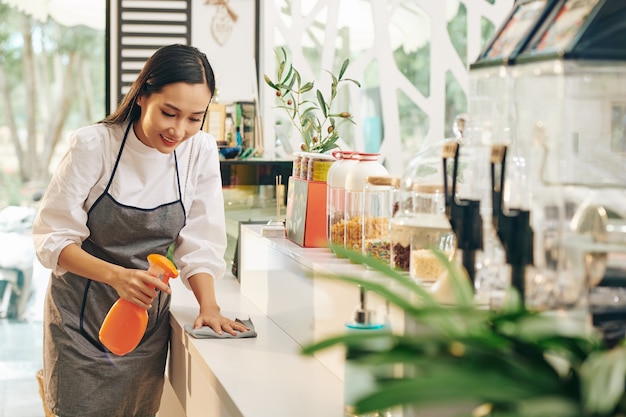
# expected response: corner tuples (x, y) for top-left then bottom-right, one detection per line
(134, 81), (212, 153)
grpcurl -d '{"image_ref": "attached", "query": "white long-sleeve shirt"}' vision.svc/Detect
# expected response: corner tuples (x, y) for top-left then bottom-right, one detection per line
(33, 122), (227, 288)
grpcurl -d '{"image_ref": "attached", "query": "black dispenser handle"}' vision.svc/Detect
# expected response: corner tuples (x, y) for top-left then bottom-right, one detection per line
(490, 145), (534, 307)
(442, 141), (483, 285)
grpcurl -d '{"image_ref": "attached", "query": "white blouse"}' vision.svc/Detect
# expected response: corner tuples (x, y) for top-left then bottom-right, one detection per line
(32, 122), (227, 288)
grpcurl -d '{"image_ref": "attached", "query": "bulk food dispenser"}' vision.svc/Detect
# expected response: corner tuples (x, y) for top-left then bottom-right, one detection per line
(467, 0), (626, 334)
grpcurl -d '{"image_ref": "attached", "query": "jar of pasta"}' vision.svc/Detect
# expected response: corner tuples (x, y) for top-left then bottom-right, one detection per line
(327, 151), (358, 252)
(362, 176), (400, 265)
(344, 153), (389, 253)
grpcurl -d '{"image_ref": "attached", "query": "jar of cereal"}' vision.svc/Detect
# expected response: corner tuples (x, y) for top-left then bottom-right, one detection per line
(362, 176), (400, 265)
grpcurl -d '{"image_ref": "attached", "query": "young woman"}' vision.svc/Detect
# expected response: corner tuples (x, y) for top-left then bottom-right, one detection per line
(32, 44), (249, 417)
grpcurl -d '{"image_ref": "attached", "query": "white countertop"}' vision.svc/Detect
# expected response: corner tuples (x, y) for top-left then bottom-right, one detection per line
(169, 269), (345, 416)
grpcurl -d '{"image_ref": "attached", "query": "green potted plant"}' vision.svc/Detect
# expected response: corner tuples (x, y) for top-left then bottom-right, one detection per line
(264, 47), (361, 153)
(302, 246), (626, 417)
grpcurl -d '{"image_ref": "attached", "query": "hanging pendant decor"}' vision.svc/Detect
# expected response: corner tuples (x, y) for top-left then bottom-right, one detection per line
(206, 0), (238, 46)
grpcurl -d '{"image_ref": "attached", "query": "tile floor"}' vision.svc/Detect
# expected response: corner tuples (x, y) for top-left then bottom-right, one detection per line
(0, 318), (45, 417)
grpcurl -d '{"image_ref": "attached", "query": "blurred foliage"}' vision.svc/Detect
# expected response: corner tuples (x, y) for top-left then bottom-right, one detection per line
(0, 2), (105, 191)
(302, 246), (626, 417)
(0, 169), (23, 207)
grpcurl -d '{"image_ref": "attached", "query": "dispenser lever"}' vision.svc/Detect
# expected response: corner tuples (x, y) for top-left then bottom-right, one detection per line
(489, 144), (534, 307)
(442, 140), (482, 285)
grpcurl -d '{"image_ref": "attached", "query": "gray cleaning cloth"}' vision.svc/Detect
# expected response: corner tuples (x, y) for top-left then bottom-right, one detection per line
(184, 318), (257, 339)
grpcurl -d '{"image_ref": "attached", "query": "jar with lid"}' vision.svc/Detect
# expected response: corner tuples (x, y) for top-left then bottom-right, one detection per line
(344, 153), (389, 252)
(292, 152), (303, 178)
(390, 140), (456, 279)
(327, 151), (358, 251)
(299, 153), (312, 180)
(307, 153), (336, 182)
(408, 184), (455, 283)
(362, 176), (400, 265)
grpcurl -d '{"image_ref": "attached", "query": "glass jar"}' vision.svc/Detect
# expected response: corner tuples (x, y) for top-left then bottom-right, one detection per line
(300, 153), (312, 179)
(307, 153), (336, 182)
(344, 153), (389, 252)
(390, 140), (456, 276)
(292, 152), (303, 178)
(389, 189), (416, 273)
(408, 185), (455, 283)
(327, 151), (358, 251)
(363, 176), (400, 265)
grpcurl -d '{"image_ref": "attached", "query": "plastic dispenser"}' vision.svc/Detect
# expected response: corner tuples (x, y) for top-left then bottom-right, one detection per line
(467, 0), (626, 331)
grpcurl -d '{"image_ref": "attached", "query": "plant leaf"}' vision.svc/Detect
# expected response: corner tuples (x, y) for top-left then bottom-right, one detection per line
(299, 82), (314, 93)
(342, 78), (362, 87)
(281, 64), (293, 85)
(263, 74), (278, 89)
(580, 345), (626, 414)
(338, 58), (349, 79)
(316, 89), (327, 117)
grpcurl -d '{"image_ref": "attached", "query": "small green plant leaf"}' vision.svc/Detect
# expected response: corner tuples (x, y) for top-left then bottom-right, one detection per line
(343, 78), (362, 87)
(263, 74), (278, 89)
(316, 90), (328, 117)
(281, 64), (293, 85)
(339, 58), (349, 79)
(300, 82), (314, 93)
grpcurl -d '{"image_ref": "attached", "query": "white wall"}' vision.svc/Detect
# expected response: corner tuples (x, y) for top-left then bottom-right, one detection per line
(191, 0), (257, 105)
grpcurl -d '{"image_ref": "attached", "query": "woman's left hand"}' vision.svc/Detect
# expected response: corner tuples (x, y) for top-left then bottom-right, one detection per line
(193, 307), (250, 336)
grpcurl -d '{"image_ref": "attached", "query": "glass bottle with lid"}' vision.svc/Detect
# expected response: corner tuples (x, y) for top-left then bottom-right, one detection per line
(390, 141), (456, 278)
(362, 176), (400, 265)
(327, 151), (358, 251)
(409, 184), (456, 283)
(344, 153), (389, 252)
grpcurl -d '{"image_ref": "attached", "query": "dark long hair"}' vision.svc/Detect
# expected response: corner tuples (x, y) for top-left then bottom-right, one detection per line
(102, 44), (216, 124)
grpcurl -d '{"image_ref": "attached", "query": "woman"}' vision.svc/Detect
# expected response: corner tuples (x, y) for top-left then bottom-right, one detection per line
(32, 44), (249, 417)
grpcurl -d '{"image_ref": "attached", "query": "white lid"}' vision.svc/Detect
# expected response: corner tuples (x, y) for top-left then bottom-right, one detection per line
(327, 158), (359, 188)
(345, 154), (389, 190)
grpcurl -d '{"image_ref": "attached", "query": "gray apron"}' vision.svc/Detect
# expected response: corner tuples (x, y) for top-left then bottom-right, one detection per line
(43, 123), (186, 417)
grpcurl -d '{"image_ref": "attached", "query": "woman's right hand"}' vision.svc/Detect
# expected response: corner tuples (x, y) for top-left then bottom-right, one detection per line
(58, 244), (172, 309)
(111, 268), (172, 309)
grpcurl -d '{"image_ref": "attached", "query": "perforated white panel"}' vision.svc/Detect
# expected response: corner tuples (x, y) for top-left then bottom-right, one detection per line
(260, 0), (513, 175)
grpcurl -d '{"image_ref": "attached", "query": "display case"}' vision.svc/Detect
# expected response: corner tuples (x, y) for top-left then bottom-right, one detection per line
(467, 0), (626, 328)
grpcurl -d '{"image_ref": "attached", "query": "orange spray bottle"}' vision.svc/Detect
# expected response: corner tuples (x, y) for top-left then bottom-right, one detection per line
(99, 253), (178, 356)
